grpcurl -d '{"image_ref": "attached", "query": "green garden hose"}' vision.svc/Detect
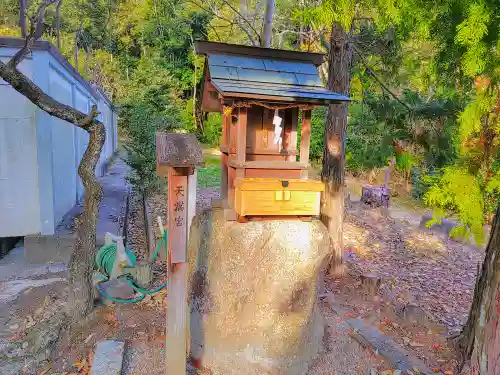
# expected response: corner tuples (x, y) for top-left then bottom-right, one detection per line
(95, 230), (168, 303)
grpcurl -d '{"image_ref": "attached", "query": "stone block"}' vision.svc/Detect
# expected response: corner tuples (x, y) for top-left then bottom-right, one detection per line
(24, 234), (74, 264)
(90, 340), (125, 375)
(97, 278), (135, 301)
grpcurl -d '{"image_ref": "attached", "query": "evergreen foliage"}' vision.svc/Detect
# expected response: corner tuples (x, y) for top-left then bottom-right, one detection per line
(1, 0), (499, 234)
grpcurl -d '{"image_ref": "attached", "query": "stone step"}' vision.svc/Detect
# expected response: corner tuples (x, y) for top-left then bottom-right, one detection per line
(325, 295), (442, 375)
(90, 340), (125, 375)
(24, 233), (107, 264)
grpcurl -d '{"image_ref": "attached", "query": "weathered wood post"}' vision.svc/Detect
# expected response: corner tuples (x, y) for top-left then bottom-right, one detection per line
(156, 133), (204, 375)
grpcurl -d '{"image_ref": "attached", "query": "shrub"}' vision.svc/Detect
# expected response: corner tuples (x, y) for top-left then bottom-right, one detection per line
(198, 113), (222, 147)
(121, 102), (177, 193)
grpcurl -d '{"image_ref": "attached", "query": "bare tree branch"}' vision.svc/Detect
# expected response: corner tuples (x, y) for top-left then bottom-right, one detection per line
(9, 0), (58, 68)
(207, 23), (222, 41)
(0, 61), (100, 130)
(275, 29), (314, 37)
(187, 0), (259, 46)
(219, 0), (261, 43)
(235, 18), (259, 46)
(352, 45), (412, 112)
(3, 3), (98, 128)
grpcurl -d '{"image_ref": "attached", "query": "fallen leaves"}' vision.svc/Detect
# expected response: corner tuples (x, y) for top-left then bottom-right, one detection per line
(69, 350), (94, 375)
(37, 365), (51, 375)
(409, 341), (424, 348)
(139, 288), (167, 308)
(344, 205), (484, 334)
(25, 315), (36, 329)
(73, 358), (88, 372)
(83, 333), (95, 344)
(366, 369), (404, 375)
(8, 331), (25, 341)
(104, 312), (119, 328)
(431, 342), (442, 351)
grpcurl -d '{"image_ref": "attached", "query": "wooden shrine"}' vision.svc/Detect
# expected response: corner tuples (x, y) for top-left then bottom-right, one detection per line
(195, 41), (350, 220)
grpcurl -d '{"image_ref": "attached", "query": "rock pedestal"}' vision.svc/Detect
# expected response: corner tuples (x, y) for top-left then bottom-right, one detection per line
(187, 209), (332, 375)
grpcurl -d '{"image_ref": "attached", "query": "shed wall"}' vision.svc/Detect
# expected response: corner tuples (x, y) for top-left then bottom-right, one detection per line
(45, 52), (116, 230)
(48, 63), (78, 225)
(0, 45), (117, 237)
(0, 51), (41, 237)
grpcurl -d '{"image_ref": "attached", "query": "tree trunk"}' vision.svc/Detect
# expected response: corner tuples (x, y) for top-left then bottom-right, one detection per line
(320, 22), (352, 278)
(1, 0), (106, 322)
(56, 0), (62, 49)
(260, 0), (275, 48)
(456, 206), (500, 374)
(68, 123), (105, 319)
(19, 0), (27, 37)
(74, 34), (79, 70)
(0, 61), (106, 321)
(84, 48), (89, 80)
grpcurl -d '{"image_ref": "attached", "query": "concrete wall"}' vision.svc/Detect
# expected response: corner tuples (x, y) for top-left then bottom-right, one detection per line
(0, 49), (40, 237)
(0, 41), (117, 237)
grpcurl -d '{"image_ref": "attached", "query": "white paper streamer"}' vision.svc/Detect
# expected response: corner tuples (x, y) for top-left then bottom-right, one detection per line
(273, 109), (282, 145)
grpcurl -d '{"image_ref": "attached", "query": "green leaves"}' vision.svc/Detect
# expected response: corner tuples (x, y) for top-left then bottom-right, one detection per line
(458, 90), (496, 142)
(454, 2), (496, 77)
(461, 44), (488, 77)
(486, 171), (500, 194)
(455, 3), (491, 47)
(424, 166), (486, 245)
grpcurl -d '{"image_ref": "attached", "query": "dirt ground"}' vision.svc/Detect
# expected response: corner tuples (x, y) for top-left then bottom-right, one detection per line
(1, 157), (481, 374)
(87, 182), (469, 375)
(45, 281), (391, 375)
(42, 185), (391, 375)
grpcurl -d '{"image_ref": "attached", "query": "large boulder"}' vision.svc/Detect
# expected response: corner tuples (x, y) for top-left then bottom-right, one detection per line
(187, 209), (332, 375)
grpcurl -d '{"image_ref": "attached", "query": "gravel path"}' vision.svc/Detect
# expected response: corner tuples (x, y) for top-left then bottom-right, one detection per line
(126, 189), (148, 260)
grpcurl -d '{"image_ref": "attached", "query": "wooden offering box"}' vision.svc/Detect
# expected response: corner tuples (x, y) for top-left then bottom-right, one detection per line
(195, 41), (350, 219)
(235, 178), (324, 217)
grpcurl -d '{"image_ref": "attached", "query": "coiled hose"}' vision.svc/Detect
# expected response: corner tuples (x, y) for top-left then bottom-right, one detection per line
(95, 230), (168, 303)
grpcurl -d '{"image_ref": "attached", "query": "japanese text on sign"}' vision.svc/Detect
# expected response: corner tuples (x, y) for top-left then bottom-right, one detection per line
(174, 184), (185, 227)
(168, 174), (188, 264)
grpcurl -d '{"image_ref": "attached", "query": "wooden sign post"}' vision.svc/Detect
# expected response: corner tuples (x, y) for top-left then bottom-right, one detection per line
(156, 133), (204, 375)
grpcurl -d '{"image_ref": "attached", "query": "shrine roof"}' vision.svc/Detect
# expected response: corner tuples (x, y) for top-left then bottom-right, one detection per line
(195, 41), (350, 104)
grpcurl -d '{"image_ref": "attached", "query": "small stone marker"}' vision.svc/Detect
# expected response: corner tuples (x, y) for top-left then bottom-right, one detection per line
(90, 340), (125, 375)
